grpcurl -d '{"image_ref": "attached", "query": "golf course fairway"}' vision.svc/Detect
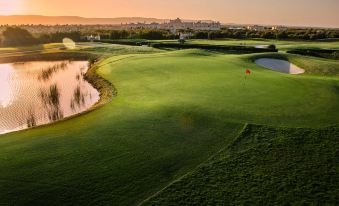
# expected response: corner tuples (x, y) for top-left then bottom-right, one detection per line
(0, 49), (338, 205)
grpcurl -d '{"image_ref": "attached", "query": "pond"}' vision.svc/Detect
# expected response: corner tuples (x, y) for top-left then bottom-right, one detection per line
(0, 61), (100, 134)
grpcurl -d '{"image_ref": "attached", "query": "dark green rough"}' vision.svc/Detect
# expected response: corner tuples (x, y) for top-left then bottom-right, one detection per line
(144, 125), (339, 206)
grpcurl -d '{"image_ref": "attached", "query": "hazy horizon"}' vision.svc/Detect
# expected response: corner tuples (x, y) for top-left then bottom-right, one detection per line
(0, 0), (338, 27)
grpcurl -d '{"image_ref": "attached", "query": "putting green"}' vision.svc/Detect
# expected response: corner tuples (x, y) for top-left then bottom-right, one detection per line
(97, 50), (338, 127)
(0, 49), (338, 205)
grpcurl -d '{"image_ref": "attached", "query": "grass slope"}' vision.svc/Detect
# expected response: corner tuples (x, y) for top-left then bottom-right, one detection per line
(0, 113), (242, 205)
(143, 124), (339, 205)
(0, 48), (338, 205)
(97, 50), (339, 127)
(80, 43), (162, 56)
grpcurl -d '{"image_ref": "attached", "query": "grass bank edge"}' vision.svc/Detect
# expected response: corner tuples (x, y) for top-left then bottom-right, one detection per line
(141, 123), (339, 205)
(138, 123), (249, 205)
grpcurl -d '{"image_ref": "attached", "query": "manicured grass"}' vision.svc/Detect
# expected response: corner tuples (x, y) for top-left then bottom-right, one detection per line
(0, 111), (243, 205)
(80, 43), (162, 56)
(97, 50), (338, 127)
(0, 43), (65, 53)
(143, 124), (339, 205)
(0, 48), (338, 205)
(0, 42), (161, 59)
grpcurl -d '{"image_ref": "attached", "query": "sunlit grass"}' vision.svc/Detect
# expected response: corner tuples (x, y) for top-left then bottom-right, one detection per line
(0, 45), (337, 205)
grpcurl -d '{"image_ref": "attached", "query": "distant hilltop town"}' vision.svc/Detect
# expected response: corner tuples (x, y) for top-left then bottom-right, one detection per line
(1, 17), (336, 42)
(122, 18), (221, 33)
(0, 18), (221, 34)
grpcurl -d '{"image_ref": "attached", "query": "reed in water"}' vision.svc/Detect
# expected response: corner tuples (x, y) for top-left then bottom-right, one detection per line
(38, 61), (69, 81)
(40, 84), (64, 121)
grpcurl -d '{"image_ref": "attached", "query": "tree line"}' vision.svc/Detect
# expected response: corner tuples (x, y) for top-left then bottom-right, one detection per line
(205, 28), (339, 40)
(99, 28), (339, 41)
(1, 26), (338, 47)
(0, 27), (82, 47)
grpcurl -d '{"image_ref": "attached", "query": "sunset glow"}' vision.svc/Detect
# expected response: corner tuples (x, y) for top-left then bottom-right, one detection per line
(0, 0), (338, 204)
(0, 0), (338, 27)
(0, 0), (23, 15)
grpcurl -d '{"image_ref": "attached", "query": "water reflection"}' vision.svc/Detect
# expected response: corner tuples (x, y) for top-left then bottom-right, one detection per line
(0, 61), (100, 134)
(40, 84), (64, 121)
(70, 86), (86, 111)
(0, 65), (14, 108)
(26, 108), (36, 128)
(38, 61), (69, 81)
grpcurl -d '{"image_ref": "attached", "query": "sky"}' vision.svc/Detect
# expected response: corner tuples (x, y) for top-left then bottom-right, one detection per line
(0, 0), (338, 27)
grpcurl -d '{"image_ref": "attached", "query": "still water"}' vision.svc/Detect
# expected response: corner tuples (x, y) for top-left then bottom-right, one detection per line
(0, 61), (100, 134)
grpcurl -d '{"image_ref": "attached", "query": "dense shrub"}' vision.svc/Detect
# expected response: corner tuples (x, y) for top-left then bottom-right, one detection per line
(1, 27), (37, 46)
(151, 43), (278, 53)
(109, 29), (175, 40)
(287, 49), (339, 60)
(38, 31), (82, 43)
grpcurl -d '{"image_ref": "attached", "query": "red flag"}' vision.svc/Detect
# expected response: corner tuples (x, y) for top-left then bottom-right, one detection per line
(246, 69), (251, 75)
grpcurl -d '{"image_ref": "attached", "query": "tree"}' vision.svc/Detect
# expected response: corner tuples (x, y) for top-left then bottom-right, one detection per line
(37, 31), (81, 44)
(268, 44), (276, 50)
(2, 27), (36, 46)
(276, 31), (288, 39)
(261, 31), (275, 39)
(194, 31), (209, 39)
(110, 30), (121, 39)
(232, 31), (245, 39)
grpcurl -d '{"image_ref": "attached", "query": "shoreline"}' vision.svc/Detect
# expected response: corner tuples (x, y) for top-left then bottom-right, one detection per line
(0, 51), (116, 136)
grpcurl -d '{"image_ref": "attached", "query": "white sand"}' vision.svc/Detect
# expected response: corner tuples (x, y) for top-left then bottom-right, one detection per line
(255, 58), (305, 74)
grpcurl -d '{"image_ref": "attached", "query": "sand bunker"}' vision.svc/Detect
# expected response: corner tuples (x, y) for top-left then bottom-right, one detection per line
(255, 58), (305, 74)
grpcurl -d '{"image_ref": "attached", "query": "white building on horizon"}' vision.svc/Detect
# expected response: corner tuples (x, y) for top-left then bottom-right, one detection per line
(122, 18), (221, 34)
(86, 34), (101, 41)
